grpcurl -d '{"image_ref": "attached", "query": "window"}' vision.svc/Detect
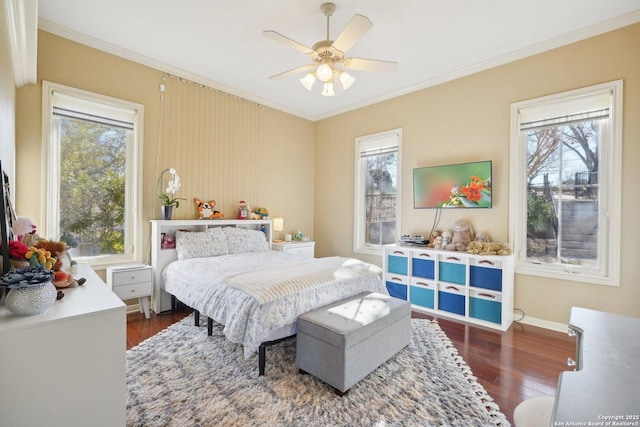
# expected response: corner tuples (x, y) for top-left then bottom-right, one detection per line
(42, 81), (143, 267)
(509, 81), (622, 286)
(354, 128), (401, 255)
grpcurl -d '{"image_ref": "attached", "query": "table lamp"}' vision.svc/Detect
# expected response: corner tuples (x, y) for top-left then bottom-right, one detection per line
(273, 217), (284, 242)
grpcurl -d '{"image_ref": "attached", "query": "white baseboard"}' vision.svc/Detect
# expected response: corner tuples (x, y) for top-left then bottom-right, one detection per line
(126, 302), (143, 315)
(514, 313), (568, 333)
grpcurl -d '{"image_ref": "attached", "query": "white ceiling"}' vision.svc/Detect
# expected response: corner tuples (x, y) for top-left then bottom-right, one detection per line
(38, 0), (640, 121)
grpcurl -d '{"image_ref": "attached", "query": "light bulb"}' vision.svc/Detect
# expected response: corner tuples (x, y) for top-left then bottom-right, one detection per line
(299, 73), (316, 91)
(339, 71), (355, 90)
(321, 82), (335, 96)
(316, 63), (333, 82)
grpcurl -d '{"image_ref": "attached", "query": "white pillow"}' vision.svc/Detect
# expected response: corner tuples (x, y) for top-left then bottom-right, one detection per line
(175, 228), (228, 260)
(223, 227), (269, 254)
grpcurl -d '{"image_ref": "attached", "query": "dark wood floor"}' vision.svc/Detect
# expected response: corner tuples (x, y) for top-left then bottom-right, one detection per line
(126, 308), (575, 425)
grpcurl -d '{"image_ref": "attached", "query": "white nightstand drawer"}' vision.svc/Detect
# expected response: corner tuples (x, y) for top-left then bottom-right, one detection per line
(113, 281), (152, 299)
(286, 246), (313, 256)
(272, 241), (315, 258)
(110, 267), (152, 287)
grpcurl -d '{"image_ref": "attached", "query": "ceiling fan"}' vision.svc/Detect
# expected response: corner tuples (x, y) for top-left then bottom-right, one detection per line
(263, 2), (398, 96)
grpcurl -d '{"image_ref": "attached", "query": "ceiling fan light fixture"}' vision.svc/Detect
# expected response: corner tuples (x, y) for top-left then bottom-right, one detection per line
(321, 81), (335, 96)
(316, 63), (333, 82)
(300, 73), (316, 91)
(339, 71), (355, 90)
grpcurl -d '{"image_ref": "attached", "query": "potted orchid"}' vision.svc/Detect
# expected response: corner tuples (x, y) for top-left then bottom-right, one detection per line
(157, 168), (185, 220)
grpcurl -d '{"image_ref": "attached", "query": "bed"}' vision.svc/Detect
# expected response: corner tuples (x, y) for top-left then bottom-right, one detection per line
(150, 219), (387, 373)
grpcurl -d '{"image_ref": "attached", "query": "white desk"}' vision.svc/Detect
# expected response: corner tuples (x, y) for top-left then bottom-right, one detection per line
(0, 263), (127, 427)
(552, 307), (640, 424)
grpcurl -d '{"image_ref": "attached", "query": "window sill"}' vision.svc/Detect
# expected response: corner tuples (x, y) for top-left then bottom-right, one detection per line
(515, 264), (618, 287)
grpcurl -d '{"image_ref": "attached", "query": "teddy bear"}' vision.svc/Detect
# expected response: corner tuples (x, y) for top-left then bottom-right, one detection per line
(427, 230), (442, 248)
(445, 220), (475, 252)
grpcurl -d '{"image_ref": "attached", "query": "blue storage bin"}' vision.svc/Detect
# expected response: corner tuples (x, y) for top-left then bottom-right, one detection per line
(410, 285), (434, 309)
(439, 261), (465, 284)
(386, 281), (408, 300)
(412, 257), (434, 279)
(438, 287), (465, 315)
(470, 266), (502, 291)
(469, 296), (502, 324)
(387, 255), (408, 275)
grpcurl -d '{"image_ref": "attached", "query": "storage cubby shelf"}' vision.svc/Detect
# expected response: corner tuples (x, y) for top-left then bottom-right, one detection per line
(383, 245), (514, 331)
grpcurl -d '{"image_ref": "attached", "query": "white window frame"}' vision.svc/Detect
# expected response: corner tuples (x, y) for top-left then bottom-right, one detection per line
(354, 128), (402, 255)
(42, 81), (144, 268)
(508, 80), (622, 286)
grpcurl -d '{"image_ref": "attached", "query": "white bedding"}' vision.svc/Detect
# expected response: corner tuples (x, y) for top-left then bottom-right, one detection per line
(162, 251), (387, 357)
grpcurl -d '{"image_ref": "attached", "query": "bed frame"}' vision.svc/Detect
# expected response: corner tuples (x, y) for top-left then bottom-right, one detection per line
(150, 219), (283, 375)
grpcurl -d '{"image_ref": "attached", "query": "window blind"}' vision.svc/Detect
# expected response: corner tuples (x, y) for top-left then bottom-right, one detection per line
(518, 90), (611, 131)
(52, 90), (136, 130)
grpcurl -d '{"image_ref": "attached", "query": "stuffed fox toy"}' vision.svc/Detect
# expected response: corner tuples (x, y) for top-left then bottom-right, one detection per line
(194, 198), (223, 220)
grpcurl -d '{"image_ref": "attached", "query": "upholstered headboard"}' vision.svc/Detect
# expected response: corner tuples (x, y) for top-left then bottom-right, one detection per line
(149, 219), (272, 314)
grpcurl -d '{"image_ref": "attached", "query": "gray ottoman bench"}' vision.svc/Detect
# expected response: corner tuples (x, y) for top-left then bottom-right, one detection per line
(297, 292), (411, 395)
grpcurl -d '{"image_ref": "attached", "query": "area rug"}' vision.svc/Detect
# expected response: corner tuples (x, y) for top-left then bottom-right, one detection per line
(126, 315), (510, 427)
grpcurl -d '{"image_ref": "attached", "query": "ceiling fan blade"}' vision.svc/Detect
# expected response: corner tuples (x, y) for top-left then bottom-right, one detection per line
(263, 30), (315, 57)
(331, 14), (373, 54)
(268, 64), (316, 80)
(342, 57), (398, 73)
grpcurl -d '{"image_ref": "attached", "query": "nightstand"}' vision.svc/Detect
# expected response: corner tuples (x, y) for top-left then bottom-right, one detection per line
(106, 264), (153, 318)
(272, 241), (315, 258)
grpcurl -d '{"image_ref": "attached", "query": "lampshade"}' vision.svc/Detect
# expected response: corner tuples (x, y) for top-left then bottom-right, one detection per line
(321, 82), (335, 97)
(299, 73), (316, 91)
(316, 63), (333, 82)
(339, 71), (355, 90)
(273, 217), (284, 232)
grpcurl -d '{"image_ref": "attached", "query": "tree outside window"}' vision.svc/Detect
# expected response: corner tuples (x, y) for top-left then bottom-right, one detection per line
(355, 129), (402, 255)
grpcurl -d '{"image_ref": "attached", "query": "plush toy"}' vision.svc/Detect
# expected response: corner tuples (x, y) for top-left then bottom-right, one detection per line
(194, 198), (223, 220)
(13, 216), (40, 247)
(445, 220), (475, 252)
(12, 216), (37, 241)
(427, 230), (442, 248)
(440, 231), (452, 250)
(475, 232), (490, 243)
(254, 207), (269, 219)
(35, 240), (85, 288)
(25, 246), (56, 269)
(467, 240), (512, 256)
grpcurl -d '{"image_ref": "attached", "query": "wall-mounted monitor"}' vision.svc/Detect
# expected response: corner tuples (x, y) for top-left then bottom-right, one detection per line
(413, 160), (492, 209)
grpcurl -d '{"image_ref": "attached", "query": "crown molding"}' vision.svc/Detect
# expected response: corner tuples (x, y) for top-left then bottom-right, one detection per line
(37, 18), (316, 121)
(314, 10), (640, 121)
(5, 0), (38, 87)
(40, 10), (640, 122)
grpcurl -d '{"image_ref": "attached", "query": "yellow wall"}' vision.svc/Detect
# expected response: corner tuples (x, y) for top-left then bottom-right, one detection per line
(13, 23), (640, 325)
(314, 23), (640, 324)
(15, 31), (315, 267)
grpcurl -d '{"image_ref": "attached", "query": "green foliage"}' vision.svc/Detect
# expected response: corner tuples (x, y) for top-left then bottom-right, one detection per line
(527, 193), (555, 238)
(158, 193), (185, 208)
(59, 117), (127, 256)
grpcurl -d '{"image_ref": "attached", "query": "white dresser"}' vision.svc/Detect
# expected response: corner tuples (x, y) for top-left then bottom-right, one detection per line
(0, 263), (126, 427)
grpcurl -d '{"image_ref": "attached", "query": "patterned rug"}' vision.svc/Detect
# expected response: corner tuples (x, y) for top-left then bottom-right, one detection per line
(126, 315), (510, 427)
